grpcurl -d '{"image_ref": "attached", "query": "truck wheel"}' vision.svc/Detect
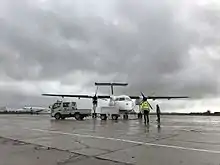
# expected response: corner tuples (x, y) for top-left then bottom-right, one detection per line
(55, 113), (61, 120)
(75, 113), (82, 120)
(100, 114), (107, 120)
(111, 114), (118, 120)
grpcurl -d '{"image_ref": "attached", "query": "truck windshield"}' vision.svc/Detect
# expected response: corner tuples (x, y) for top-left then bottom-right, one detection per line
(52, 103), (61, 109)
(71, 102), (77, 109)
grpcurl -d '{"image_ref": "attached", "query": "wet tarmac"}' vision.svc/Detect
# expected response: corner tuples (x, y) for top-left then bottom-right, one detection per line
(0, 114), (220, 165)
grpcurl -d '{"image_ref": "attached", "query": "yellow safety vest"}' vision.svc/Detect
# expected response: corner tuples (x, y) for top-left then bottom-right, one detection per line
(140, 101), (150, 111)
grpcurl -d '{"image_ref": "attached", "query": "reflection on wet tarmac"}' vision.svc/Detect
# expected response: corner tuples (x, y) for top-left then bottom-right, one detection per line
(0, 115), (220, 165)
(157, 123), (161, 133)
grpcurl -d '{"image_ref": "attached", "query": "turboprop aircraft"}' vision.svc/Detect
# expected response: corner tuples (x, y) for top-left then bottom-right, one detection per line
(42, 82), (189, 116)
(22, 106), (51, 114)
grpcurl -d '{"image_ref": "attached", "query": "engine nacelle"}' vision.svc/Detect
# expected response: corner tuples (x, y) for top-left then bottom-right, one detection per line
(135, 98), (142, 105)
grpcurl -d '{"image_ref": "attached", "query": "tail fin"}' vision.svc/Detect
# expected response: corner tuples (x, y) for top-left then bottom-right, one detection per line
(94, 82), (128, 95)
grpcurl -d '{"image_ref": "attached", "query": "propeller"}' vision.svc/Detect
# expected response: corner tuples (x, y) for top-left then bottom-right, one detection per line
(91, 86), (100, 118)
(135, 92), (146, 105)
(141, 91), (157, 101)
(140, 92), (153, 109)
(141, 92), (147, 100)
(92, 86), (98, 107)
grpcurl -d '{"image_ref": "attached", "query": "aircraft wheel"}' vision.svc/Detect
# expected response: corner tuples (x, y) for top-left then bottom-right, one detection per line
(100, 114), (107, 120)
(111, 114), (118, 120)
(92, 113), (97, 118)
(54, 113), (61, 120)
(123, 114), (128, 120)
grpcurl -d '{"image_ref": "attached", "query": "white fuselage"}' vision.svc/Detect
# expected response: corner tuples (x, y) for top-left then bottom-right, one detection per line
(107, 95), (136, 113)
(23, 106), (50, 113)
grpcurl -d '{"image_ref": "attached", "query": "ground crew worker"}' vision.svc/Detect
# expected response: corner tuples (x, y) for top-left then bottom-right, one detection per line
(140, 98), (153, 124)
(156, 104), (161, 123)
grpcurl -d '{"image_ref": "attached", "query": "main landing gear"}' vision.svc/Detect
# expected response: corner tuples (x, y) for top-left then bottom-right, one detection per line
(123, 113), (129, 120)
(100, 114), (119, 121)
(92, 113), (97, 118)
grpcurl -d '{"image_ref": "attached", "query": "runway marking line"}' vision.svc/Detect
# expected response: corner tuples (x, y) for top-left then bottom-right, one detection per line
(25, 128), (220, 154)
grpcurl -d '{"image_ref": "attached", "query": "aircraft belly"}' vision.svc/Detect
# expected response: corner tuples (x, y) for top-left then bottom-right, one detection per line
(118, 105), (133, 111)
(117, 104), (129, 110)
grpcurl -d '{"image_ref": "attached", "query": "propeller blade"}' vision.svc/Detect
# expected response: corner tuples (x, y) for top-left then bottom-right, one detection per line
(95, 86), (98, 96)
(140, 92), (145, 98)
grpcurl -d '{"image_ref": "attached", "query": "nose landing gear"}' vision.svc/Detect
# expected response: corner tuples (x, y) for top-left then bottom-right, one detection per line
(123, 113), (129, 120)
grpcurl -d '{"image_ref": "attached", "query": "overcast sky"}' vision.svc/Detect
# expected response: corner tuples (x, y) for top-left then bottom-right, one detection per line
(0, 0), (220, 112)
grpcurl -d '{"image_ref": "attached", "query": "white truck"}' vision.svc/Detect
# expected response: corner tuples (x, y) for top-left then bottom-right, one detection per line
(99, 106), (120, 120)
(50, 100), (91, 120)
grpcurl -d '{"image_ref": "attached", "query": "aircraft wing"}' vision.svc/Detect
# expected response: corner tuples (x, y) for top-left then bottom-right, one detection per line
(129, 96), (189, 100)
(42, 94), (111, 99)
(129, 96), (141, 99)
(147, 96), (189, 100)
(42, 94), (93, 98)
(97, 95), (111, 99)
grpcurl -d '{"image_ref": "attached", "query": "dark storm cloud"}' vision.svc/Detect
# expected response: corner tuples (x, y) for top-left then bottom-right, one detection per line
(0, 90), (55, 108)
(0, 0), (220, 109)
(0, 12), (93, 80)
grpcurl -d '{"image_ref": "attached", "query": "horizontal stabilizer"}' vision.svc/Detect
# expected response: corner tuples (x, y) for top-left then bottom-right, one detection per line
(95, 82), (128, 86)
(95, 82), (128, 95)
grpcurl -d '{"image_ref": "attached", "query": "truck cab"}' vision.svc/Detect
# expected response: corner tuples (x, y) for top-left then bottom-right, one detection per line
(50, 100), (91, 120)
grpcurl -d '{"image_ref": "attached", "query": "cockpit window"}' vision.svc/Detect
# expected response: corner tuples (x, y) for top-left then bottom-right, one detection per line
(115, 97), (132, 101)
(115, 97), (126, 101)
(125, 97), (131, 101)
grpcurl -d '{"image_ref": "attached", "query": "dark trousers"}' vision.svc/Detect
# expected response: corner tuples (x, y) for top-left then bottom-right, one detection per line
(143, 110), (149, 123)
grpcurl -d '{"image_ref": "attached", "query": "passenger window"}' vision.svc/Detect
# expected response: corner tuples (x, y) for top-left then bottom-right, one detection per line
(63, 102), (70, 107)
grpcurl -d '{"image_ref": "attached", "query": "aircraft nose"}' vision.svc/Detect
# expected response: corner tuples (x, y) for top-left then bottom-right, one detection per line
(131, 101), (135, 107)
(127, 101), (133, 107)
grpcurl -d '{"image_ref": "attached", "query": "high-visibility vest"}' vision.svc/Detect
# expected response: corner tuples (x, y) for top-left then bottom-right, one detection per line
(140, 101), (150, 111)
